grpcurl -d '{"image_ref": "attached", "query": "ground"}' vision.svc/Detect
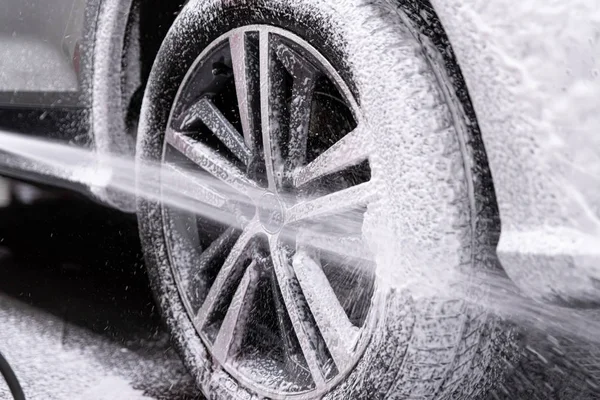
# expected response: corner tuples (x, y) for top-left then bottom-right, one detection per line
(0, 191), (199, 399)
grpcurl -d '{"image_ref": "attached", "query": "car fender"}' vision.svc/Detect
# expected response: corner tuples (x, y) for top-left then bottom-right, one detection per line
(89, 0), (140, 212)
(428, 0), (600, 305)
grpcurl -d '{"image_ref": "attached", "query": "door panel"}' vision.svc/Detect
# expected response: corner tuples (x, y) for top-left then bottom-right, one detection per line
(0, 0), (87, 105)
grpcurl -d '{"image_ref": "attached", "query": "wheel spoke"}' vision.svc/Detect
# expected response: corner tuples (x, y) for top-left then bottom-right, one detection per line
(286, 182), (374, 224)
(165, 209), (202, 283)
(269, 237), (326, 387)
(166, 127), (259, 199)
(162, 163), (229, 210)
(269, 265), (311, 375)
(195, 221), (259, 329)
(260, 30), (286, 191)
(161, 164), (241, 227)
(196, 227), (239, 271)
(292, 249), (359, 370)
(212, 260), (260, 363)
(230, 31), (258, 150)
(183, 227), (238, 310)
(275, 41), (317, 78)
(294, 124), (371, 187)
(297, 231), (373, 261)
(275, 42), (318, 171)
(180, 97), (252, 165)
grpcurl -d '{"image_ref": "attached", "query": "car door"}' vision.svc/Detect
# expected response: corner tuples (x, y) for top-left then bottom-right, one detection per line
(0, 0), (87, 107)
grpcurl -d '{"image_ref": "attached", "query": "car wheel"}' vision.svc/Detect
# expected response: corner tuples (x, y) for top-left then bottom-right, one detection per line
(136, 0), (505, 398)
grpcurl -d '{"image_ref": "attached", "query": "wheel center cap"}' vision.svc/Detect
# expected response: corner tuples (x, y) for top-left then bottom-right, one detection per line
(258, 192), (285, 234)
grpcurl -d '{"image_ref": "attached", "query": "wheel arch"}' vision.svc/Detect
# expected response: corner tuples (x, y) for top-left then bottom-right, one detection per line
(87, 0), (187, 211)
(392, 0), (503, 252)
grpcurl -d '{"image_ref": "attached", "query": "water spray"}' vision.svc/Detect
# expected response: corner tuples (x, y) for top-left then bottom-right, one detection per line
(0, 129), (599, 348)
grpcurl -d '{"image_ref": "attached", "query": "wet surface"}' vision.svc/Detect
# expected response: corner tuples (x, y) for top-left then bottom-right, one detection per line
(0, 190), (201, 399)
(0, 186), (597, 399)
(487, 326), (600, 400)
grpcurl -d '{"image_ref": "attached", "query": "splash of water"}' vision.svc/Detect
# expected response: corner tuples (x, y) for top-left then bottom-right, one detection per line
(0, 129), (598, 347)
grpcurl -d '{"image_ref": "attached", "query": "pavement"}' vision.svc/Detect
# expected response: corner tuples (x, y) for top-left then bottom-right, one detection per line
(0, 184), (597, 399)
(0, 189), (199, 399)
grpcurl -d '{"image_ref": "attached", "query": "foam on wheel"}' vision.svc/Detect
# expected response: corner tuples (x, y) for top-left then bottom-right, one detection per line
(136, 0), (508, 398)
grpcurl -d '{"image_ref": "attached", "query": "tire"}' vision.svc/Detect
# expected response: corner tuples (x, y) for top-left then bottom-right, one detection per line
(136, 0), (506, 399)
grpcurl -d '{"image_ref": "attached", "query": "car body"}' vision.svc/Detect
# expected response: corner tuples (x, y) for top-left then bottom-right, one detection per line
(0, 1), (598, 395)
(0, 0), (84, 107)
(0, 0), (184, 200)
(428, 0), (600, 305)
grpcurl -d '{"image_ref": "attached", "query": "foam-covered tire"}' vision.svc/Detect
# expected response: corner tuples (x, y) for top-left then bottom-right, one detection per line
(136, 0), (506, 398)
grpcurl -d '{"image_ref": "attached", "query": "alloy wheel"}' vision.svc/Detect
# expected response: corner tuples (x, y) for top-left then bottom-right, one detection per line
(161, 25), (380, 398)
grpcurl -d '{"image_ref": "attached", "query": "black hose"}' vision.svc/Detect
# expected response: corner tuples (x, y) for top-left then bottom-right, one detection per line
(0, 351), (25, 400)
